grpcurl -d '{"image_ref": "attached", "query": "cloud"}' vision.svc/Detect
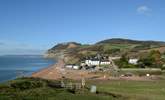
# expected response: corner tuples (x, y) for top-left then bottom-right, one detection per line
(137, 5), (151, 15)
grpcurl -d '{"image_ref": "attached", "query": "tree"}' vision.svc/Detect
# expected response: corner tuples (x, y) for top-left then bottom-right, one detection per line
(138, 58), (154, 68)
(115, 54), (129, 68)
(138, 50), (163, 68)
(149, 50), (163, 68)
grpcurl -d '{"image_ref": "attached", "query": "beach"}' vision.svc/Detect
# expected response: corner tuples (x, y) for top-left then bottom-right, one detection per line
(32, 60), (101, 80)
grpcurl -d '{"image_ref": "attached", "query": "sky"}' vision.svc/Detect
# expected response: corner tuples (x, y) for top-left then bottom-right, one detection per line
(0, 0), (165, 55)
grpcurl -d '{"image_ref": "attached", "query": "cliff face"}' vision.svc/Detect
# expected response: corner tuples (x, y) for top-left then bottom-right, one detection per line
(44, 42), (82, 62)
(45, 38), (165, 64)
(49, 42), (81, 51)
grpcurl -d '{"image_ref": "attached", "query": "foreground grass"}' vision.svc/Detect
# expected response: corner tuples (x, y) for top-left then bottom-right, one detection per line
(88, 79), (165, 100)
(1, 77), (165, 100)
(0, 77), (123, 100)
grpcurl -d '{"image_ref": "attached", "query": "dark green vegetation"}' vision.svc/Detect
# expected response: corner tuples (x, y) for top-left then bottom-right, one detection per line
(46, 38), (165, 64)
(115, 50), (165, 69)
(0, 77), (124, 100)
(1, 77), (165, 100)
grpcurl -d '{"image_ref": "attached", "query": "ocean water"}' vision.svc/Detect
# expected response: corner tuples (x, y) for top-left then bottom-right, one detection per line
(0, 55), (55, 82)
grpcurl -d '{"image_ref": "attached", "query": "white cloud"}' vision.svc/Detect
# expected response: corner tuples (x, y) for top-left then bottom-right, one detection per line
(137, 5), (151, 15)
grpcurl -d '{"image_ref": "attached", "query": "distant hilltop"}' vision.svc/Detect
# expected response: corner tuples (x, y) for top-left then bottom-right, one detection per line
(97, 38), (165, 46)
(45, 38), (165, 64)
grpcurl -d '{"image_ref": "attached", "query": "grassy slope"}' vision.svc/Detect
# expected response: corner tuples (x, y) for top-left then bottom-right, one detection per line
(89, 80), (165, 100)
(1, 77), (165, 100)
(47, 39), (165, 64)
(0, 78), (122, 100)
(140, 46), (165, 53)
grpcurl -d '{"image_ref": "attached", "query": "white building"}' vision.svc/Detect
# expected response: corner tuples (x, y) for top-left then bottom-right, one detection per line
(85, 60), (100, 66)
(65, 65), (80, 70)
(81, 62), (86, 66)
(85, 60), (111, 66)
(100, 61), (111, 65)
(129, 59), (138, 65)
(65, 65), (73, 69)
(73, 65), (80, 70)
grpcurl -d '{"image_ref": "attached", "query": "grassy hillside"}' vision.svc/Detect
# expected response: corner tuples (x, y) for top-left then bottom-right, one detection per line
(0, 77), (124, 100)
(45, 38), (165, 64)
(97, 38), (165, 46)
(1, 77), (165, 100)
(93, 79), (165, 100)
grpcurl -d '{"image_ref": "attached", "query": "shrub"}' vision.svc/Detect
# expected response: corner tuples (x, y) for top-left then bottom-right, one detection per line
(10, 80), (44, 90)
(46, 80), (61, 88)
(161, 65), (165, 70)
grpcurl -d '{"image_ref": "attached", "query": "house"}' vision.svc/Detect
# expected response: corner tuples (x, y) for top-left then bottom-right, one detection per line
(85, 60), (100, 66)
(65, 65), (73, 69)
(129, 59), (138, 65)
(73, 65), (80, 70)
(85, 59), (111, 66)
(80, 62), (86, 66)
(100, 61), (111, 65)
(65, 64), (80, 70)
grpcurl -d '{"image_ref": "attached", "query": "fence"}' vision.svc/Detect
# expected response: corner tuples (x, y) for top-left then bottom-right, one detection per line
(61, 81), (82, 90)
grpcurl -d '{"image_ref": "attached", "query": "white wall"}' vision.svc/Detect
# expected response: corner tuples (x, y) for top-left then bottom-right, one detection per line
(65, 65), (73, 69)
(100, 61), (111, 65)
(85, 60), (111, 65)
(129, 59), (138, 65)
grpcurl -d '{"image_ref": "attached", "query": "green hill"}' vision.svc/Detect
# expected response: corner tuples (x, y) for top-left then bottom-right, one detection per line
(97, 38), (165, 45)
(45, 38), (165, 64)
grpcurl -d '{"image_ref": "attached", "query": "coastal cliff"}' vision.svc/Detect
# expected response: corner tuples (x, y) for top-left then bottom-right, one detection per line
(44, 42), (82, 64)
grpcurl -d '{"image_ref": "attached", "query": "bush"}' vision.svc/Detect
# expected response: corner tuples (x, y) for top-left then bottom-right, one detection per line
(161, 65), (165, 70)
(138, 50), (163, 68)
(114, 54), (130, 68)
(46, 80), (61, 88)
(10, 80), (44, 90)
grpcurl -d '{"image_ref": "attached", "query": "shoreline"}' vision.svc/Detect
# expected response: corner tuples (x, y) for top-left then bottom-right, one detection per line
(31, 59), (101, 80)
(31, 60), (65, 80)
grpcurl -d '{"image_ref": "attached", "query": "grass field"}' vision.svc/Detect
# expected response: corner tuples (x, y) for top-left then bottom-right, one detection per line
(1, 77), (165, 100)
(88, 79), (165, 100)
(119, 68), (162, 76)
(103, 44), (133, 51)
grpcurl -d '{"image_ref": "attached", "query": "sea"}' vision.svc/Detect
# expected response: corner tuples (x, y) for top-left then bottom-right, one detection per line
(0, 55), (55, 82)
